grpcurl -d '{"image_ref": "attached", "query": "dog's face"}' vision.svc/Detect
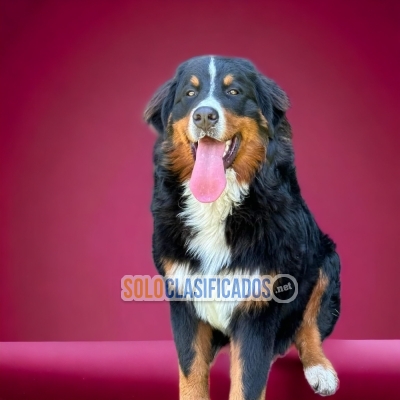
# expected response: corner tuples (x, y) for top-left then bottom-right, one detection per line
(145, 56), (289, 202)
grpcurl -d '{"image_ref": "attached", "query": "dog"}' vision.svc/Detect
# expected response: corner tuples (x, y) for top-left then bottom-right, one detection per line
(144, 56), (341, 400)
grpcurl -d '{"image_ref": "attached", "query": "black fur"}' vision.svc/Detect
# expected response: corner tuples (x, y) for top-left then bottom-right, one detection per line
(145, 56), (341, 400)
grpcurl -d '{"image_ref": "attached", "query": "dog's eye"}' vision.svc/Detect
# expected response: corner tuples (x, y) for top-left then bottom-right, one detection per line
(186, 90), (196, 97)
(228, 89), (239, 95)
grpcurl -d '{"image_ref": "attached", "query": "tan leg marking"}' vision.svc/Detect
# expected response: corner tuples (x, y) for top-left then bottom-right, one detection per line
(229, 341), (266, 400)
(295, 270), (339, 396)
(179, 321), (213, 400)
(229, 340), (244, 400)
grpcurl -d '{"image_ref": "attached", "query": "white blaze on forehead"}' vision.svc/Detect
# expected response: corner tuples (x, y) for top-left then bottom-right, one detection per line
(188, 57), (225, 141)
(209, 56), (216, 95)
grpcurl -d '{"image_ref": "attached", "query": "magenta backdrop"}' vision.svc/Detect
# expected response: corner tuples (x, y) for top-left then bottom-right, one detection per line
(1, 0), (399, 341)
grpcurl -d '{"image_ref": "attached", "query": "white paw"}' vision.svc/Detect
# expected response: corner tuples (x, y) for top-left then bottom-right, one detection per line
(304, 365), (339, 396)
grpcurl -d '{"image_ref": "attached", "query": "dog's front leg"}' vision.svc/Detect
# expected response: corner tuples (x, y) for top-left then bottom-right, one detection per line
(170, 301), (213, 400)
(229, 309), (274, 400)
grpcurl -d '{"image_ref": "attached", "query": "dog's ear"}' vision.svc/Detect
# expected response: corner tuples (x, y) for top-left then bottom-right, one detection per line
(255, 75), (290, 138)
(144, 78), (177, 135)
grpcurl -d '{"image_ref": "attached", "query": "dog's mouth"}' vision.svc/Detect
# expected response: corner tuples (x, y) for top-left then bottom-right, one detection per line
(189, 135), (240, 203)
(190, 134), (240, 169)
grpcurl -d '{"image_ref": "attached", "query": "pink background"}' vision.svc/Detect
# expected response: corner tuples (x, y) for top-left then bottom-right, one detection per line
(1, 0), (399, 341)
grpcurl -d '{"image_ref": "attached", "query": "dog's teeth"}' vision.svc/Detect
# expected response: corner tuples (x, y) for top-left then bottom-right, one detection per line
(223, 151), (227, 157)
(226, 140), (232, 146)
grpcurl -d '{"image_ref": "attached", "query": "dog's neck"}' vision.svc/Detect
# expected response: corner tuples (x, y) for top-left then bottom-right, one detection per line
(178, 168), (248, 274)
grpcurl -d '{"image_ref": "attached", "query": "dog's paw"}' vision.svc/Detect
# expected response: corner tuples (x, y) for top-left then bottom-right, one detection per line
(304, 365), (339, 396)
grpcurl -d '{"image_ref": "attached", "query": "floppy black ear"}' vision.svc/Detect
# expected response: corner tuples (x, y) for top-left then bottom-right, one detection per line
(144, 78), (177, 135)
(255, 75), (290, 138)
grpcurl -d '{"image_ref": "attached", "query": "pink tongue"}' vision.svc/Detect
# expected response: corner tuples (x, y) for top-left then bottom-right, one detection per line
(190, 137), (226, 203)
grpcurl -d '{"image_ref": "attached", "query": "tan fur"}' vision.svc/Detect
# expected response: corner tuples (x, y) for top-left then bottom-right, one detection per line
(161, 258), (174, 275)
(229, 340), (244, 400)
(190, 75), (200, 87)
(229, 340), (266, 400)
(167, 115), (195, 182)
(167, 109), (269, 185)
(237, 273), (275, 312)
(223, 74), (234, 86)
(295, 271), (334, 371)
(223, 111), (267, 184)
(179, 321), (213, 400)
(258, 110), (268, 130)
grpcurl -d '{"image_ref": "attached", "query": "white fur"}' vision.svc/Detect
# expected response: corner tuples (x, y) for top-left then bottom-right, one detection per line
(188, 57), (226, 141)
(167, 263), (260, 333)
(179, 168), (248, 275)
(168, 262), (191, 292)
(175, 57), (252, 333)
(304, 365), (339, 396)
(168, 262), (238, 332)
(208, 56), (217, 93)
(173, 167), (252, 332)
(193, 269), (261, 332)
(194, 299), (239, 333)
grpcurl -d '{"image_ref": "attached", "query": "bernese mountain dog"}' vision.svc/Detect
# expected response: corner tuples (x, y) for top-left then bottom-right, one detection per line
(144, 56), (341, 400)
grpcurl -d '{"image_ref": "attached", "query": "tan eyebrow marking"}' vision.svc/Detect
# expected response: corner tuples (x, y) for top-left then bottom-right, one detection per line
(190, 75), (200, 86)
(223, 74), (234, 86)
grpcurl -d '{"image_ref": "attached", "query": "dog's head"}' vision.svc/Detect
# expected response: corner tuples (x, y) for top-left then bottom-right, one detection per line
(144, 56), (290, 203)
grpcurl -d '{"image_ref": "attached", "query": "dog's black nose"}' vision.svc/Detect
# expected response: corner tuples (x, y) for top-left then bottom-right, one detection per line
(193, 107), (219, 131)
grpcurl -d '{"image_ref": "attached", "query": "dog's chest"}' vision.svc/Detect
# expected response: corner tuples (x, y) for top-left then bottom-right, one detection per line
(172, 170), (249, 331)
(168, 262), (245, 333)
(179, 192), (231, 275)
(178, 169), (248, 275)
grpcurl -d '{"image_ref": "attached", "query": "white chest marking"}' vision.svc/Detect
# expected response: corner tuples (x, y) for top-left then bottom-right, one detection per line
(194, 299), (239, 333)
(179, 169), (248, 275)
(177, 57), (250, 331)
(176, 169), (249, 332)
(167, 263), (260, 333)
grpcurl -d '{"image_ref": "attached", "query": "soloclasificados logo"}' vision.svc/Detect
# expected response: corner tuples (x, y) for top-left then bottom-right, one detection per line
(121, 274), (298, 304)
